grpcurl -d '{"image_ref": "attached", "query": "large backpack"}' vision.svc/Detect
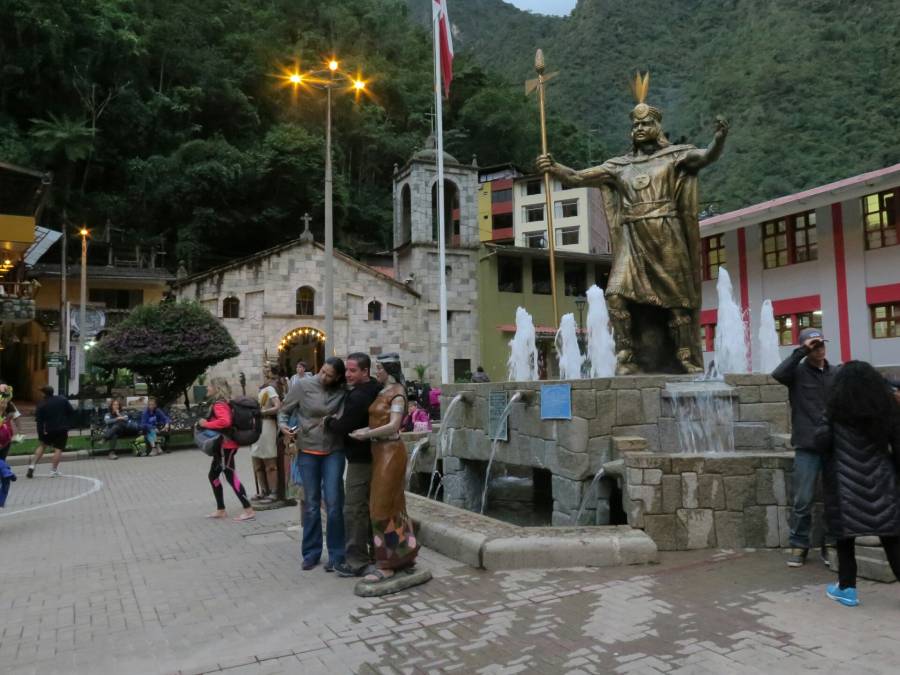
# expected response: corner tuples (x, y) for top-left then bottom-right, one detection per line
(229, 396), (262, 446)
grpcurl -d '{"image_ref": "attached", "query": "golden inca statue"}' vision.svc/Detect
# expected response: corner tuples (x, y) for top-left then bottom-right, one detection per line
(538, 72), (728, 374)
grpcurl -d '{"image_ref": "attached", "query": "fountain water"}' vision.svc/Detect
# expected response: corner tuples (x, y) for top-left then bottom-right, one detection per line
(585, 285), (617, 378)
(507, 307), (539, 381)
(573, 467), (605, 525)
(668, 380), (736, 454)
(555, 313), (584, 380)
(405, 436), (430, 491)
(480, 391), (523, 514)
(713, 267), (749, 374)
(758, 299), (781, 373)
(427, 395), (465, 499)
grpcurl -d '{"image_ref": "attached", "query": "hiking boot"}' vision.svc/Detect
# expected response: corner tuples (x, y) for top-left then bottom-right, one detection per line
(826, 583), (859, 607)
(787, 548), (808, 567)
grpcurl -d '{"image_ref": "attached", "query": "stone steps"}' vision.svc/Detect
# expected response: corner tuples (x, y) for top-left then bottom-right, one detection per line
(828, 542), (897, 583)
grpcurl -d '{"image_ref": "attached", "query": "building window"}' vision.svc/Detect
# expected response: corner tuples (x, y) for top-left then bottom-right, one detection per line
(498, 257), (523, 293)
(701, 234), (726, 281)
(532, 258), (551, 295)
(863, 190), (897, 250)
(564, 262), (587, 296)
(871, 302), (900, 339)
(88, 288), (144, 310)
(492, 188), (512, 204)
(525, 179), (542, 196)
(762, 210), (817, 269)
(454, 359), (472, 382)
(296, 286), (315, 316)
(554, 199), (578, 219)
(701, 323), (716, 352)
(524, 204), (544, 223)
(524, 231), (546, 248)
(594, 265), (609, 289)
(774, 310), (822, 345)
(367, 300), (382, 321)
(223, 296), (240, 319)
(492, 212), (513, 231)
(557, 226), (580, 246)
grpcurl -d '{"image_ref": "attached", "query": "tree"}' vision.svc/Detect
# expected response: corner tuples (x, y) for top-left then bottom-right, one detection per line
(91, 301), (239, 408)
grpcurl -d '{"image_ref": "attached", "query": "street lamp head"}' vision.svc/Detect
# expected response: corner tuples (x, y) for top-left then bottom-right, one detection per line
(353, 79), (365, 91)
(79, 227), (89, 237)
(328, 59), (339, 72)
(574, 295), (587, 312)
(289, 72), (303, 85)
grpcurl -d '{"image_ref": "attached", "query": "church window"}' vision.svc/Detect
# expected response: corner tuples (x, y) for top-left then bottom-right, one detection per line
(223, 296), (240, 318)
(863, 189), (897, 250)
(296, 286), (315, 316)
(368, 300), (382, 321)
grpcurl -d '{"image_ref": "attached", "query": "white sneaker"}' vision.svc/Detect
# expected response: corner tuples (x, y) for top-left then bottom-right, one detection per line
(49, 469), (61, 477)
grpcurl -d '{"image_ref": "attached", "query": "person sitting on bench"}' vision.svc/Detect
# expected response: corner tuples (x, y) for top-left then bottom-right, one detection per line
(103, 399), (140, 460)
(141, 398), (171, 457)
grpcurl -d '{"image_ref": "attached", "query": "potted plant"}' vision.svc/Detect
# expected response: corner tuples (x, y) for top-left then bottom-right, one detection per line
(414, 364), (429, 383)
(192, 372), (208, 403)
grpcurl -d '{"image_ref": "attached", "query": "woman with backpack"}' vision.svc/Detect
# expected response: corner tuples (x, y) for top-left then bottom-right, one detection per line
(201, 377), (255, 522)
(278, 357), (347, 571)
(815, 361), (900, 606)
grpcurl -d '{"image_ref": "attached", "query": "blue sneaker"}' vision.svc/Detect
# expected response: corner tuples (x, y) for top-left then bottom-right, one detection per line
(826, 583), (859, 607)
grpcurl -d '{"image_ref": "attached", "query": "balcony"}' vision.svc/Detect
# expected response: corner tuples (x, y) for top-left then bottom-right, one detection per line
(0, 281), (37, 323)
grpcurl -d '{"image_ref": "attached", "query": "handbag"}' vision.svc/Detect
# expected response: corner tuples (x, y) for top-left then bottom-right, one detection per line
(194, 428), (223, 456)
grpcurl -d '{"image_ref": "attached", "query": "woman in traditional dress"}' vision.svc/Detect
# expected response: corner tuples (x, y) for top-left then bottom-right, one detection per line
(350, 353), (419, 583)
(250, 365), (281, 503)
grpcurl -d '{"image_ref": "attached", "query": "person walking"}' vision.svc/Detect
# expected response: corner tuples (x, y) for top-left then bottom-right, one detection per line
(28, 386), (74, 478)
(814, 361), (900, 606)
(0, 397), (15, 462)
(278, 357), (347, 571)
(323, 352), (382, 578)
(772, 327), (837, 567)
(201, 377), (255, 522)
(250, 365), (281, 503)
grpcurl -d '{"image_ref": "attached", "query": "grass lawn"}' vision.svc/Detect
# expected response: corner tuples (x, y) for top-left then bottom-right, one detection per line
(7, 431), (195, 456)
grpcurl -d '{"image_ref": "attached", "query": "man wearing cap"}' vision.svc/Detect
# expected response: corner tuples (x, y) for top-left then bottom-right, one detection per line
(772, 327), (837, 567)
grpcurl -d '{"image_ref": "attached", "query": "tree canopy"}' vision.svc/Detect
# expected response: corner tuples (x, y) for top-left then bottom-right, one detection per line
(90, 301), (239, 407)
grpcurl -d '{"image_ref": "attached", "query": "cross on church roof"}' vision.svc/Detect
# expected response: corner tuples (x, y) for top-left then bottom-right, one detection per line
(299, 212), (314, 244)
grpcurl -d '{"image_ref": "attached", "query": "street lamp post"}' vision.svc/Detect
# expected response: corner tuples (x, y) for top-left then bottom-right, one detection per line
(78, 227), (89, 386)
(282, 59), (368, 358)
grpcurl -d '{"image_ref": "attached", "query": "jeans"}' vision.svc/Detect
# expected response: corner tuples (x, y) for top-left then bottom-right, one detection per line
(344, 461), (374, 570)
(298, 451), (346, 565)
(789, 448), (822, 549)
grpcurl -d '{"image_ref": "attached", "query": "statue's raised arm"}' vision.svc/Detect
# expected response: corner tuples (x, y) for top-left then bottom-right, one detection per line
(677, 116), (729, 172)
(535, 153), (615, 188)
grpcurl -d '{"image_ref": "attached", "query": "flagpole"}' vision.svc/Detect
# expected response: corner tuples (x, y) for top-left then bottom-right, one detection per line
(433, 4), (450, 385)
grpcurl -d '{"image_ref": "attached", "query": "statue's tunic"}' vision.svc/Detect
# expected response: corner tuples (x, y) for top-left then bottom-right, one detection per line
(595, 144), (700, 310)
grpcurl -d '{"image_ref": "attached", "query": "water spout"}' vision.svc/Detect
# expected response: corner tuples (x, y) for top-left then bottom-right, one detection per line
(713, 267), (750, 374)
(405, 437), (430, 491)
(427, 394), (466, 499)
(508, 307), (538, 381)
(555, 313), (584, 380)
(758, 299), (781, 373)
(585, 285), (616, 377)
(573, 467), (605, 525)
(480, 391), (523, 514)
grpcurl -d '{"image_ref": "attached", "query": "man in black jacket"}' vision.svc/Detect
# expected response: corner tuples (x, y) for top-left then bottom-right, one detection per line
(28, 386), (74, 478)
(772, 327), (837, 568)
(324, 352), (382, 577)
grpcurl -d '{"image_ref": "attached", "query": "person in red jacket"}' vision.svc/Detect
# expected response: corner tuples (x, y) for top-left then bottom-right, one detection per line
(200, 377), (255, 522)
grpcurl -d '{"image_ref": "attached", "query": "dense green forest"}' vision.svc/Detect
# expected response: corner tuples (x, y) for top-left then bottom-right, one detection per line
(407, 0), (900, 214)
(0, 0), (592, 269)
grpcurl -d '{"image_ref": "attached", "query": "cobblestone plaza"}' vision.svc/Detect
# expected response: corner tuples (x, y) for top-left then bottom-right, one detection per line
(1, 452), (898, 675)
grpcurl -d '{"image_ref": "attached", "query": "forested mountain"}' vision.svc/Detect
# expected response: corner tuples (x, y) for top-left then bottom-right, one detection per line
(408, 0), (900, 213)
(0, 0), (591, 269)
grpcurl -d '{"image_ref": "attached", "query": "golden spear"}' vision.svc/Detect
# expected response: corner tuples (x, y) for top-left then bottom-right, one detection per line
(527, 49), (560, 327)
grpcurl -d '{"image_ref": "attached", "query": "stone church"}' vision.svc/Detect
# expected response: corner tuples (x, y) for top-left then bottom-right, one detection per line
(172, 141), (481, 391)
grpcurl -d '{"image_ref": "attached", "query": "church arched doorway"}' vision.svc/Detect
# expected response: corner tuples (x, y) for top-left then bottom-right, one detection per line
(278, 327), (326, 377)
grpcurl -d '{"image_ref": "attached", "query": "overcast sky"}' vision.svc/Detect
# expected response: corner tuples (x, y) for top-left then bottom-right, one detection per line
(506, 0), (577, 16)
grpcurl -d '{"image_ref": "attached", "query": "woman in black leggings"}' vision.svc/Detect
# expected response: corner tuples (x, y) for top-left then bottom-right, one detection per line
(814, 361), (900, 606)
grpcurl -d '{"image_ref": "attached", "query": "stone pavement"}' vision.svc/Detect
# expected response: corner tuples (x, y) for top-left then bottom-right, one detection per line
(0, 452), (897, 675)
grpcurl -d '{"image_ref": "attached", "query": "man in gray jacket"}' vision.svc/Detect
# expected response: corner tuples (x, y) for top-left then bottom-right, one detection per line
(772, 327), (837, 567)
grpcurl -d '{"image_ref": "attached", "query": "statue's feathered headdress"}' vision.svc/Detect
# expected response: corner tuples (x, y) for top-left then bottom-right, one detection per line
(630, 71), (662, 122)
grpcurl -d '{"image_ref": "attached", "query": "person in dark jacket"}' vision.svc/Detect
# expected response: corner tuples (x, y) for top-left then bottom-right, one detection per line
(814, 361), (900, 607)
(771, 327), (837, 567)
(28, 386), (74, 478)
(323, 352), (382, 577)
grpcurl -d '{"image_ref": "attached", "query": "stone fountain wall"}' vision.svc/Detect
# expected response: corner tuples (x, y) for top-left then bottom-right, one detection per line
(438, 374), (794, 527)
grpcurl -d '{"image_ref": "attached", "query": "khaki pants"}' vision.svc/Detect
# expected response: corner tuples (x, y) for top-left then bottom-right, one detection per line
(344, 461), (373, 569)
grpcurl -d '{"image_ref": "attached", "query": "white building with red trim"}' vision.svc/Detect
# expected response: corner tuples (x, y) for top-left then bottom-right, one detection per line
(699, 163), (900, 369)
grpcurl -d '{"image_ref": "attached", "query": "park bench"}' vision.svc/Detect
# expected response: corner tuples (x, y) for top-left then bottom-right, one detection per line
(88, 405), (205, 456)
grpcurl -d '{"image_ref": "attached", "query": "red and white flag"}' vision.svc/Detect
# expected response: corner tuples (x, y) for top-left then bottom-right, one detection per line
(433, 0), (454, 97)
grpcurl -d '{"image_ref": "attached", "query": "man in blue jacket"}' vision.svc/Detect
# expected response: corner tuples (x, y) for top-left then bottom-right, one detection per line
(772, 327), (837, 568)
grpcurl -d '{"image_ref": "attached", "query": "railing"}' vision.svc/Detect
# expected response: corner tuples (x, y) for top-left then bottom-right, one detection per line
(0, 281), (37, 298)
(0, 282), (36, 322)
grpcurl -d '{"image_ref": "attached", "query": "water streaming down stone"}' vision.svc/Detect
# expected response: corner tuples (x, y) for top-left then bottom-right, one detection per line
(713, 267), (750, 374)
(427, 396), (463, 499)
(480, 392), (523, 514)
(573, 467), (605, 525)
(405, 437), (430, 491)
(555, 313), (584, 379)
(507, 307), (539, 381)
(586, 285), (617, 378)
(667, 381), (736, 454)
(758, 299), (781, 373)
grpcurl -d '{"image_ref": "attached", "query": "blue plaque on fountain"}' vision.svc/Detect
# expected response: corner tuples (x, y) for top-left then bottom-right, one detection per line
(541, 383), (572, 420)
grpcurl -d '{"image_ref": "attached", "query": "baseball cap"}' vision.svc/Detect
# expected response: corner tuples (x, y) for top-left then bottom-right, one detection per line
(798, 328), (827, 343)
